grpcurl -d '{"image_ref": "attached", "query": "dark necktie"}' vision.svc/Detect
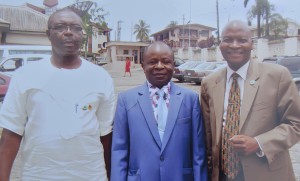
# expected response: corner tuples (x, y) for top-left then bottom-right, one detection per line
(222, 73), (241, 180)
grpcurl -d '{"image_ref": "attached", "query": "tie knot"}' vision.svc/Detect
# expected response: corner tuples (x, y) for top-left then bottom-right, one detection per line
(156, 89), (165, 97)
(231, 73), (239, 81)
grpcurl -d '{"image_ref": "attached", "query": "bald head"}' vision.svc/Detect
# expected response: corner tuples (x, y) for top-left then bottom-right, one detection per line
(143, 41), (173, 60)
(221, 20), (251, 37)
(219, 20), (253, 71)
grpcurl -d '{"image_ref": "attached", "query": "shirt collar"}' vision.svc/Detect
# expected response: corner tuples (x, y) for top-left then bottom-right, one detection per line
(147, 81), (171, 96)
(226, 61), (250, 83)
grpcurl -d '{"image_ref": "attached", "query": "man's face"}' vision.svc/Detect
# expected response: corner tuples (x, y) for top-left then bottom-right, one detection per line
(219, 23), (253, 71)
(47, 11), (83, 57)
(142, 43), (175, 88)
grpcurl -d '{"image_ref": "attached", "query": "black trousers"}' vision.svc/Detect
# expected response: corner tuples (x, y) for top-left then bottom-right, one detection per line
(219, 168), (245, 181)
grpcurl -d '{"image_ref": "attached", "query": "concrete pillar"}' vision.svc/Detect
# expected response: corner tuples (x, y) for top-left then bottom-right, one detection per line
(201, 48), (208, 61)
(257, 38), (269, 61)
(177, 48), (183, 59)
(285, 37), (298, 56)
(188, 47), (193, 60)
(111, 46), (117, 63)
(216, 47), (223, 61)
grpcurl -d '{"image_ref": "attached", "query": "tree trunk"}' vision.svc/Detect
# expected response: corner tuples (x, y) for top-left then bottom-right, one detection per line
(257, 10), (261, 38)
(265, 8), (270, 38)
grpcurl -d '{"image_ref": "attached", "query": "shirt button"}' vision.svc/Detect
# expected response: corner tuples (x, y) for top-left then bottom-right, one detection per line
(160, 156), (164, 161)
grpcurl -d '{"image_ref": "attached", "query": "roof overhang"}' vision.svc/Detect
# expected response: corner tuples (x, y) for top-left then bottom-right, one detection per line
(107, 41), (149, 47)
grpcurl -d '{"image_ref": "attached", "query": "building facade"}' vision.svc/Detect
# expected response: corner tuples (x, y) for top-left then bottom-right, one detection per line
(151, 24), (216, 49)
(106, 41), (149, 64)
(0, 5), (50, 45)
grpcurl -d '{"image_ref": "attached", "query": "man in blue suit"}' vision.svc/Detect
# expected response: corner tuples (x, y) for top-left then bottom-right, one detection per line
(111, 41), (207, 181)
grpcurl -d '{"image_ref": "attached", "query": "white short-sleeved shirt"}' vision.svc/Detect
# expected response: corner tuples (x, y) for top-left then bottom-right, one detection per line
(0, 58), (115, 181)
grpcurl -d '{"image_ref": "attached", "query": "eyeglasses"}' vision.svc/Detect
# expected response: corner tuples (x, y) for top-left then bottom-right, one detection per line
(49, 24), (83, 33)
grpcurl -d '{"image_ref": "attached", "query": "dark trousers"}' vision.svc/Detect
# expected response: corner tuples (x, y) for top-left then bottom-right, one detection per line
(219, 168), (245, 181)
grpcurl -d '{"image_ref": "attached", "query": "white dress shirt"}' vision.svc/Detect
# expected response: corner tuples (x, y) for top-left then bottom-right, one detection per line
(222, 61), (264, 156)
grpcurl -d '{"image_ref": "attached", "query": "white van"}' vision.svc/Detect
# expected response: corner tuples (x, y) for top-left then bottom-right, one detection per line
(0, 54), (51, 76)
(0, 45), (52, 62)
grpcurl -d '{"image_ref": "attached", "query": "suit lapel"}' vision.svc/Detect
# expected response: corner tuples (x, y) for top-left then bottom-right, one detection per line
(161, 82), (183, 152)
(138, 83), (162, 148)
(240, 60), (260, 132)
(213, 69), (226, 145)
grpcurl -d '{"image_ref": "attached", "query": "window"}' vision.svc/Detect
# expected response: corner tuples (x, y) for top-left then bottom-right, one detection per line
(200, 30), (209, 38)
(0, 58), (23, 71)
(123, 50), (129, 55)
(8, 50), (52, 55)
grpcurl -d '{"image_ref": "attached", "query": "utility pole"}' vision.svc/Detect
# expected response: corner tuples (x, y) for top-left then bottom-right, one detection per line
(117, 20), (123, 41)
(182, 14), (185, 48)
(216, 0), (220, 44)
(188, 0), (192, 47)
(130, 22), (133, 41)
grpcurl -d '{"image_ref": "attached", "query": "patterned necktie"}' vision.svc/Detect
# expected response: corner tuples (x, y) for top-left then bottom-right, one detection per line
(222, 73), (241, 179)
(157, 89), (168, 140)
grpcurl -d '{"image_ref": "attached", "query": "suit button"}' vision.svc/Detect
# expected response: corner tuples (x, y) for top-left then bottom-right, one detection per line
(160, 156), (164, 161)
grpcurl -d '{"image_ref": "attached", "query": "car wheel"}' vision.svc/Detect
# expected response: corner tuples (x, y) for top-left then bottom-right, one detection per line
(178, 78), (184, 82)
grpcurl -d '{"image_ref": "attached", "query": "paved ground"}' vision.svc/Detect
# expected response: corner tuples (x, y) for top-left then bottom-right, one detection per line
(1, 62), (299, 180)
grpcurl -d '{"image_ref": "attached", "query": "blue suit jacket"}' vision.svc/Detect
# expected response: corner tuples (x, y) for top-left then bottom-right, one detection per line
(111, 82), (207, 181)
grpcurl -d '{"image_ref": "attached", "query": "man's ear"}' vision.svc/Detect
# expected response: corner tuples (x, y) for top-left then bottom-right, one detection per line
(46, 30), (50, 39)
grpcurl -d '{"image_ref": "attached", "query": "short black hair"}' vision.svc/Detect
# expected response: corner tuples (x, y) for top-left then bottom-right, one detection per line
(47, 7), (82, 29)
(143, 41), (174, 60)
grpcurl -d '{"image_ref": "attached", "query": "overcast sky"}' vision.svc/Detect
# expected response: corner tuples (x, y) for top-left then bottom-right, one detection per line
(0, 0), (299, 41)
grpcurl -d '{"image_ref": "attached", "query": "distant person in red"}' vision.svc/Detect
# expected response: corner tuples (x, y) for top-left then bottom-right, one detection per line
(123, 57), (131, 77)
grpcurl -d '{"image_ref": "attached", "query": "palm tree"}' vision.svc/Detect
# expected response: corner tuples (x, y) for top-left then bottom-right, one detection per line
(244, 0), (272, 38)
(134, 20), (150, 42)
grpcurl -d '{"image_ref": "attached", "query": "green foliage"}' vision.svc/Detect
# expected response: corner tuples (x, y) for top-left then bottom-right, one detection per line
(269, 13), (288, 39)
(72, 0), (108, 58)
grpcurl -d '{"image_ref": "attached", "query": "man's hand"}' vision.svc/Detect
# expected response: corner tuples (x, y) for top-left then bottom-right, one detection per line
(229, 135), (260, 156)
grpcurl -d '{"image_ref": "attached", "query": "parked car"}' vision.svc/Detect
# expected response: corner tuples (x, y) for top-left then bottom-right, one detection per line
(0, 54), (51, 75)
(95, 57), (108, 66)
(262, 56), (300, 78)
(0, 45), (52, 62)
(184, 61), (227, 85)
(0, 72), (11, 104)
(293, 77), (300, 95)
(174, 58), (185, 67)
(173, 61), (203, 82)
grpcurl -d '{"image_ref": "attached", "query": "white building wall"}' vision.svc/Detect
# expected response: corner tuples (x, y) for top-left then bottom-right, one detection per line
(111, 46), (117, 63)
(285, 37), (298, 56)
(92, 33), (99, 54)
(6, 33), (50, 45)
(207, 48), (217, 61)
(257, 39), (269, 61)
(269, 41), (285, 57)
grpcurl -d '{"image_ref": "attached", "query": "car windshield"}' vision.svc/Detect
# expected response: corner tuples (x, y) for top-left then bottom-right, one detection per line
(196, 62), (216, 70)
(179, 62), (201, 69)
(279, 58), (300, 72)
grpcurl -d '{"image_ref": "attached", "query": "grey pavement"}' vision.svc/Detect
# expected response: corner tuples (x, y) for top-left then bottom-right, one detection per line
(1, 61), (300, 180)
